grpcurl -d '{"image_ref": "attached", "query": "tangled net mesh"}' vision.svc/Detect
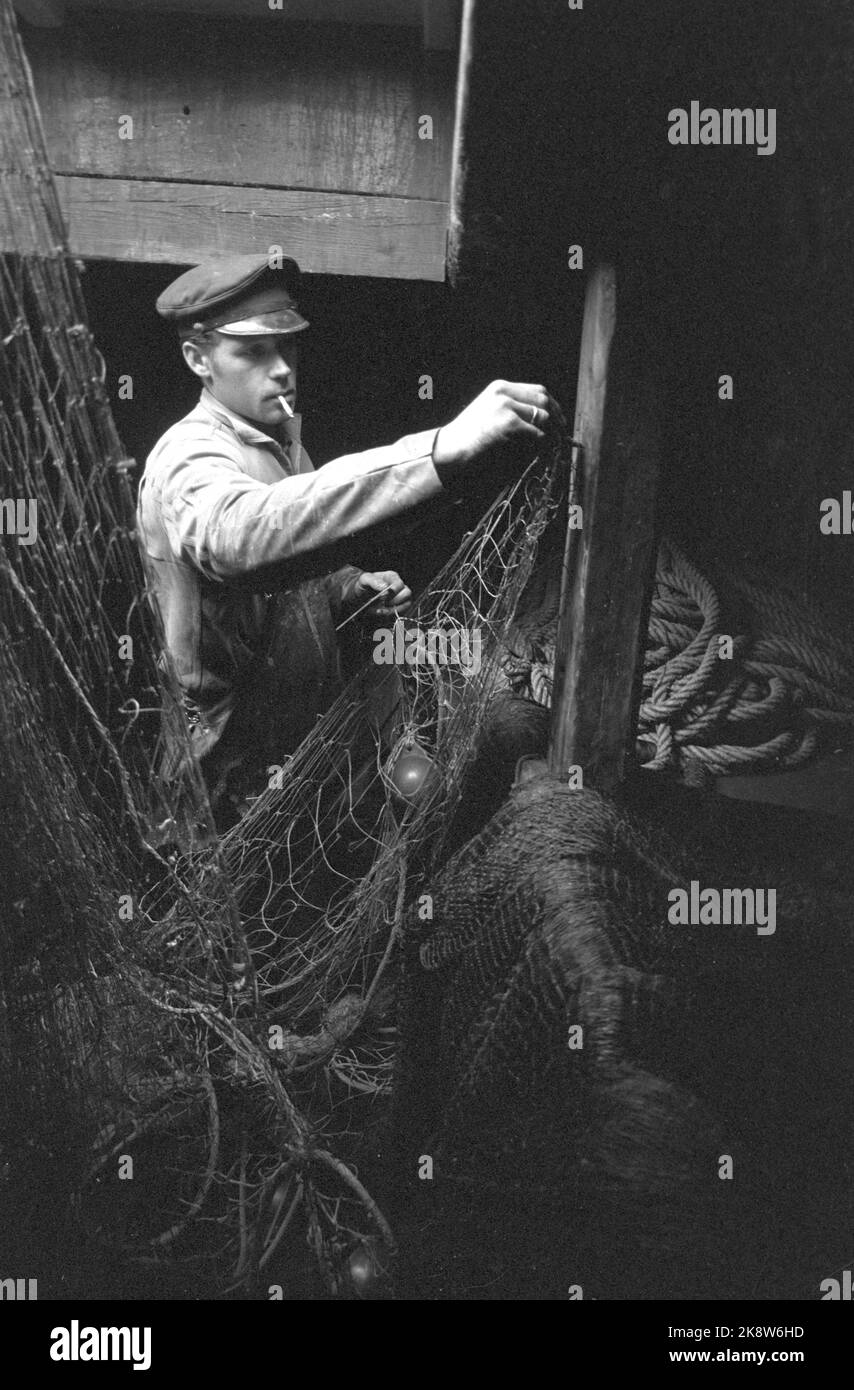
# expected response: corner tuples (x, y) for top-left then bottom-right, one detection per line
(1, 0), (568, 1291)
(120, 456), (562, 1291)
(3, 0), (854, 1297)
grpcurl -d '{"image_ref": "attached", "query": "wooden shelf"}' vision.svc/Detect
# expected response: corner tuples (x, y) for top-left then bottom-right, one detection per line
(14, 4), (461, 276)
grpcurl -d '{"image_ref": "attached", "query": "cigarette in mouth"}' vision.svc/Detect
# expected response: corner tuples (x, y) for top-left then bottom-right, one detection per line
(277, 394), (294, 418)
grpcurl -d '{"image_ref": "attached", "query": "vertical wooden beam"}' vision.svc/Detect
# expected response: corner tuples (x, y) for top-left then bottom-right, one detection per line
(548, 265), (662, 794)
(446, 0), (475, 285)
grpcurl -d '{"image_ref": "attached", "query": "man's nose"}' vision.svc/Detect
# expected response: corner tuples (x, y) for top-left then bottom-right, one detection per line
(271, 354), (295, 382)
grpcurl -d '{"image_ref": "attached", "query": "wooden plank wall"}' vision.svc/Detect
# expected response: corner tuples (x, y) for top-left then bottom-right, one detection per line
(7, 8), (457, 277)
(52, 177), (449, 277)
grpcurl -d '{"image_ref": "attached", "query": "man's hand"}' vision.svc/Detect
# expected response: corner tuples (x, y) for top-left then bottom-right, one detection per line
(432, 380), (567, 472)
(351, 570), (413, 618)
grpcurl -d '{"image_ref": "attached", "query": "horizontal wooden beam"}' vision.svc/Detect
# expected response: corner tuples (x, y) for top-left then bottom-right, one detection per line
(0, 176), (449, 279)
(62, 0), (429, 22)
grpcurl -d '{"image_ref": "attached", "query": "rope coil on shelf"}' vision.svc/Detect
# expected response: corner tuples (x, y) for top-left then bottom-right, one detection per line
(504, 536), (854, 786)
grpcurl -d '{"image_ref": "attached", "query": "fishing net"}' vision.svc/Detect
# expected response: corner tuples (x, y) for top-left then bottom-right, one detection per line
(1, 2), (570, 1295)
(0, 0), (251, 1290)
(2, 0), (852, 1299)
(393, 772), (854, 1299)
(118, 456), (562, 1295)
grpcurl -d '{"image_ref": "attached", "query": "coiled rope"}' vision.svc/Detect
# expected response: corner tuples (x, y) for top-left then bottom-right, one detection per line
(504, 538), (854, 786)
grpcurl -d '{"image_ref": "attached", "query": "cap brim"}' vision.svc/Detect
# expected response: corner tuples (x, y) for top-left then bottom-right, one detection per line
(215, 308), (309, 336)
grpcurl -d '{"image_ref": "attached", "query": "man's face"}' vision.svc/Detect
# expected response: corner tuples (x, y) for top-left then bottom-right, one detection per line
(184, 332), (299, 430)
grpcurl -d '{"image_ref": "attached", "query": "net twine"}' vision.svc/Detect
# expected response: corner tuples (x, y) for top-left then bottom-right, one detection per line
(4, 0), (854, 1293)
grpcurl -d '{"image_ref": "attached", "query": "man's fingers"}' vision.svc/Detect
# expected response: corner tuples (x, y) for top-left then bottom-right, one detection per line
(359, 572), (412, 616)
(370, 571), (406, 596)
(378, 583), (412, 614)
(514, 424), (547, 445)
(505, 401), (548, 438)
(545, 391), (568, 428)
(501, 384), (566, 431)
(362, 575), (389, 594)
(435, 380), (566, 474)
(498, 382), (556, 408)
(376, 601), (412, 616)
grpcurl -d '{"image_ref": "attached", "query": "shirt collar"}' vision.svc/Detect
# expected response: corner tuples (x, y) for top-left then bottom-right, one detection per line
(198, 387), (301, 455)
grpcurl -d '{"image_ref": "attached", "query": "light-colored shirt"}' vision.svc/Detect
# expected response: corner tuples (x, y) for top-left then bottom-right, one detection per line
(136, 387), (442, 764)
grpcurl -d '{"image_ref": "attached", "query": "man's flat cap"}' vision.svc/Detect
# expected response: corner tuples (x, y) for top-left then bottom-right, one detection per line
(156, 254), (309, 336)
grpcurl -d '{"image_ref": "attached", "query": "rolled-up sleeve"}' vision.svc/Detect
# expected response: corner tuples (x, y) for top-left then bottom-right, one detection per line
(156, 428), (443, 581)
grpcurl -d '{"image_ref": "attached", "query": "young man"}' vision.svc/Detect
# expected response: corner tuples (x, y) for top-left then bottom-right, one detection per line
(137, 253), (562, 827)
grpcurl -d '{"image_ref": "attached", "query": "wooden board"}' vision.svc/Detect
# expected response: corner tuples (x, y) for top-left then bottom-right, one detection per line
(23, 13), (455, 201)
(53, 0), (444, 29)
(548, 265), (662, 793)
(16, 0), (461, 55)
(25, 177), (448, 278)
(446, 0), (474, 284)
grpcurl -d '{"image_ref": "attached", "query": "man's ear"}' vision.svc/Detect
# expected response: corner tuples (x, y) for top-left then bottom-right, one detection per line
(181, 339), (212, 382)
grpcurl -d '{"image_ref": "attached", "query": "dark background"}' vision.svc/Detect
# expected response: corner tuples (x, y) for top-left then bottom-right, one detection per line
(81, 0), (854, 614)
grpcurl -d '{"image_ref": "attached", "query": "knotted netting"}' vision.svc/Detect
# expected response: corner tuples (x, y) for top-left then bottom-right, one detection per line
(3, 0), (853, 1299)
(0, 0), (259, 1288)
(1, 0), (569, 1294)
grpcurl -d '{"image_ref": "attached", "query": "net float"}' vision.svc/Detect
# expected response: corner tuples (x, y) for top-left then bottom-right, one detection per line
(389, 742), (441, 805)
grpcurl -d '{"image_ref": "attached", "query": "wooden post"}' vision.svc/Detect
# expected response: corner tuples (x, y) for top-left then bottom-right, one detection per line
(548, 265), (662, 794)
(446, 0), (476, 285)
